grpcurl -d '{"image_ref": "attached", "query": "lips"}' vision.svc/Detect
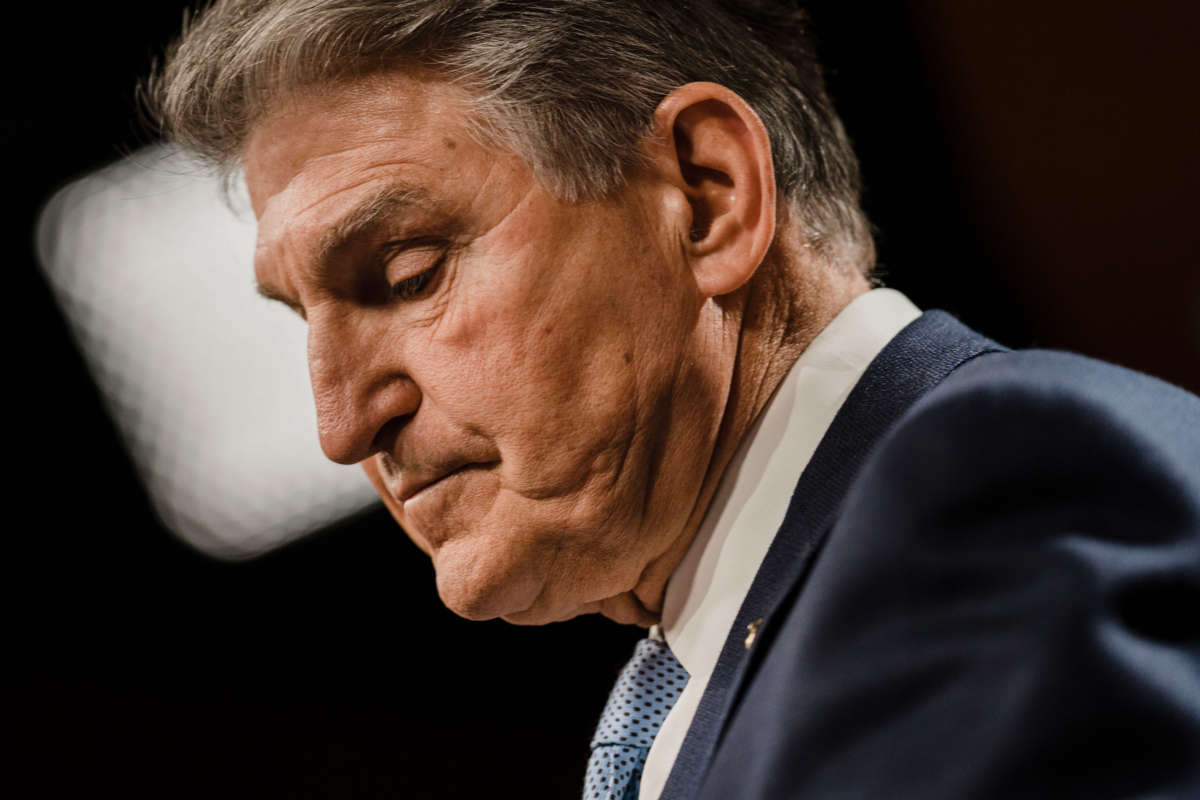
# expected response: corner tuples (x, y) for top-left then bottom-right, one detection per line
(393, 460), (499, 505)
(394, 462), (471, 504)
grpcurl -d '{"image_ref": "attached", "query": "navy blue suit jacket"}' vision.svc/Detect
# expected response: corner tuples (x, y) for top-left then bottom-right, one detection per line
(660, 311), (1200, 799)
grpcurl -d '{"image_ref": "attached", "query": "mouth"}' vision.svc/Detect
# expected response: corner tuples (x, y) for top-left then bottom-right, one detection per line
(394, 461), (495, 505)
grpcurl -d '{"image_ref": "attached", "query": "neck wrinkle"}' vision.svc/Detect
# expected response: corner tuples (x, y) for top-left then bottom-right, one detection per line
(627, 242), (869, 623)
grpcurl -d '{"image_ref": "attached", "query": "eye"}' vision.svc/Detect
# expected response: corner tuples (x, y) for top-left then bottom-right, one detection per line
(383, 242), (446, 302)
(390, 265), (438, 300)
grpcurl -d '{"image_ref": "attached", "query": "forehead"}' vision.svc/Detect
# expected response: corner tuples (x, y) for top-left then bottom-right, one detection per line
(241, 72), (542, 306)
(243, 72), (479, 219)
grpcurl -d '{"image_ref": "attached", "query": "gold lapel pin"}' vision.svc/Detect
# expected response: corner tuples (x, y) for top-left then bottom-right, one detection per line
(744, 618), (764, 650)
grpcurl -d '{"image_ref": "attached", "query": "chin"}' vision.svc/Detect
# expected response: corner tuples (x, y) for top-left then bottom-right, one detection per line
(436, 568), (594, 625)
(432, 535), (554, 622)
(425, 499), (648, 625)
(433, 549), (612, 626)
(435, 573), (521, 621)
(501, 604), (593, 626)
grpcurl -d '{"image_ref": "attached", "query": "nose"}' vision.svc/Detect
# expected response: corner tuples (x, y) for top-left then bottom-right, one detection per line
(306, 308), (421, 465)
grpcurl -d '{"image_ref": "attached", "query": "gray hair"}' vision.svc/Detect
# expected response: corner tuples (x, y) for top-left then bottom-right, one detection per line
(150, 0), (875, 271)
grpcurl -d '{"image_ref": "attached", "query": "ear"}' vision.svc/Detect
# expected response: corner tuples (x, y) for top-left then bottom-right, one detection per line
(647, 82), (777, 298)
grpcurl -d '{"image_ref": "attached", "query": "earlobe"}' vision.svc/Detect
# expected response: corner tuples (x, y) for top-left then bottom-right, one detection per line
(649, 82), (777, 298)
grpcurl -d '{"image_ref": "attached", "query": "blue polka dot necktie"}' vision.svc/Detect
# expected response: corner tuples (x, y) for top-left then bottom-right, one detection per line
(584, 635), (690, 800)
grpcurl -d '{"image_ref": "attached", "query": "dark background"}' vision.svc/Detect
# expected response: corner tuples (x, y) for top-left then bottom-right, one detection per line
(5, 1), (1198, 797)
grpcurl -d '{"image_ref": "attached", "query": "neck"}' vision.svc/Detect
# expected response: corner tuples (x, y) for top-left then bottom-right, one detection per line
(615, 232), (870, 625)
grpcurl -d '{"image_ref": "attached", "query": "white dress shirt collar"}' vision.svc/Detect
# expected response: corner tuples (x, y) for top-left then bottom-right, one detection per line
(638, 288), (922, 800)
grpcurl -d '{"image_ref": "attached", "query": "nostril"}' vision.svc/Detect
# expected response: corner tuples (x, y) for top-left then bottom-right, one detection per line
(370, 415), (413, 459)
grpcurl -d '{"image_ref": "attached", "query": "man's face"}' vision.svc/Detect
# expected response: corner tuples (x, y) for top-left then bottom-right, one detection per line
(245, 73), (719, 625)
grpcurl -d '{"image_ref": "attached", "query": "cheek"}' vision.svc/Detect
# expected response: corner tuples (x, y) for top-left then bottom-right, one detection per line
(433, 234), (637, 407)
(419, 202), (685, 501)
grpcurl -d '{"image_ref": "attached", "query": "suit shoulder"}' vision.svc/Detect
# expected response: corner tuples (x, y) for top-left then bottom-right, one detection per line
(931, 347), (1200, 421)
(869, 348), (1200, 514)
(697, 347), (1200, 799)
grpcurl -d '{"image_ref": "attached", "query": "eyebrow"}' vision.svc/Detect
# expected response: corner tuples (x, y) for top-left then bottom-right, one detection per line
(254, 181), (435, 313)
(315, 182), (433, 265)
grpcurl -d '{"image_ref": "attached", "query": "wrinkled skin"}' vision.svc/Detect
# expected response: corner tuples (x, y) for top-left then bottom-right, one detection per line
(245, 73), (743, 625)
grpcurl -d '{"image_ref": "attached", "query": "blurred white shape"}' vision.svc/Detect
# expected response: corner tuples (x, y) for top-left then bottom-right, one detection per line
(36, 145), (380, 559)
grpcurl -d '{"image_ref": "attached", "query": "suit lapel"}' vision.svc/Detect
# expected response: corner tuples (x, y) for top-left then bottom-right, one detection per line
(659, 311), (1002, 800)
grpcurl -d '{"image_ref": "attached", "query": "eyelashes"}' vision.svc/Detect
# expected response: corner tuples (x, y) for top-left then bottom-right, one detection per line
(390, 261), (442, 300)
(382, 238), (449, 302)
